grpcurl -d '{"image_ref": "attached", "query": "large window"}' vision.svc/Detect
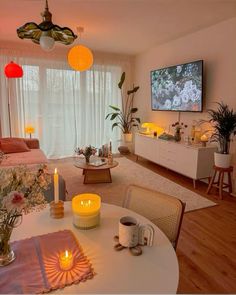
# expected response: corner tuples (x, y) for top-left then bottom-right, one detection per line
(18, 63), (122, 158)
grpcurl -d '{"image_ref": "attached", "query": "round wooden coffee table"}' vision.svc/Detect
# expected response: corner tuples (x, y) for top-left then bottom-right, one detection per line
(74, 158), (118, 184)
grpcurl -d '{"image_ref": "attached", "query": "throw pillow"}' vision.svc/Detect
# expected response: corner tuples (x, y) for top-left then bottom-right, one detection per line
(0, 137), (30, 154)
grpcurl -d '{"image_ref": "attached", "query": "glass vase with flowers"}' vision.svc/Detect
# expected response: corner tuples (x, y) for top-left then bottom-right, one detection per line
(75, 146), (97, 163)
(0, 165), (51, 266)
(172, 122), (188, 142)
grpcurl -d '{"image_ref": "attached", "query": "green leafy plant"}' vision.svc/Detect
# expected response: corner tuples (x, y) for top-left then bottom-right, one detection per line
(105, 72), (140, 133)
(207, 102), (236, 154)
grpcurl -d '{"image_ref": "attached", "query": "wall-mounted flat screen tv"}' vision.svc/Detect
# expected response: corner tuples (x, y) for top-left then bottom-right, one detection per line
(151, 60), (203, 112)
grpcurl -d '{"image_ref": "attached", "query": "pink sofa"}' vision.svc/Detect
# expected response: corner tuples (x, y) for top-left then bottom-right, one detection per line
(0, 138), (48, 167)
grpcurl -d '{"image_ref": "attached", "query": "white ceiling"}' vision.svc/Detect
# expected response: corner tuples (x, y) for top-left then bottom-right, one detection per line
(1, 0), (236, 55)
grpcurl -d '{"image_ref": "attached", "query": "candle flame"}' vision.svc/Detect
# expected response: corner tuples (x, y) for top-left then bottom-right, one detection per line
(54, 168), (57, 174)
(65, 250), (68, 258)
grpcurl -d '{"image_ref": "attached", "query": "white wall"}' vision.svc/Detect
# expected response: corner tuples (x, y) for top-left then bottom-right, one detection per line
(134, 17), (236, 192)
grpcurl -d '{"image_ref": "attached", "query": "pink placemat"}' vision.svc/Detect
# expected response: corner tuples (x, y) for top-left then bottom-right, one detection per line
(0, 230), (94, 294)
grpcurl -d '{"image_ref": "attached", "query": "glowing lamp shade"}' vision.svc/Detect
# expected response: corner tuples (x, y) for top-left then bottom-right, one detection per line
(4, 62), (23, 78)
(39, 34), (55, 52)
(25, 125), (35, 134)
(141, 122), (155, 134)
(68, 45), (93, 71)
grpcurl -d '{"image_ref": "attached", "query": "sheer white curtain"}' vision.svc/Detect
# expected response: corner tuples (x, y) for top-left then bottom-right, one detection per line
(0, 49), (124, 158)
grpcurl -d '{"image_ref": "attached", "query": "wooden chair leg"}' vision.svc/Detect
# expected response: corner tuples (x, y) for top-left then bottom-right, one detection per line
(228, 171), (233, 193)
(219, 171), (224, 199)
(207, 170), (217, 194)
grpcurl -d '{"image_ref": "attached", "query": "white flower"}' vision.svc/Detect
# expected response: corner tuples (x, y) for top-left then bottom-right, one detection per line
(177, 66), (182, 74)
(164, 99), (172, 110)
(2, 191), (27, 213)
(172, 95), (181, 107)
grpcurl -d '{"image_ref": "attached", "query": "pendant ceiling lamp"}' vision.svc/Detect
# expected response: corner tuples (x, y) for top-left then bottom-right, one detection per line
(5, 61), (23, 78)
(68, 27), (93, 72)
(16, 0), (77, 52)
(4, 62), (24, 137)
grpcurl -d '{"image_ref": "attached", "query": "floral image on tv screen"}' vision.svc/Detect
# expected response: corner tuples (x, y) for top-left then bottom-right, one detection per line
(151, 60), (203, 112)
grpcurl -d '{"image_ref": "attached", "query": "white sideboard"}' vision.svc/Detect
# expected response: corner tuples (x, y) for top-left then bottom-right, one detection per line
(134, 133), (218, 187)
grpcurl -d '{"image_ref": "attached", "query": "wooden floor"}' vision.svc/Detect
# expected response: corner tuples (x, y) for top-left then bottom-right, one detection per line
(126, 154), (236, 294)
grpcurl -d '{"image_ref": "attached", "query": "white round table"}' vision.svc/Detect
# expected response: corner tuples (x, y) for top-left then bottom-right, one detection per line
(12, 202), (179, 294)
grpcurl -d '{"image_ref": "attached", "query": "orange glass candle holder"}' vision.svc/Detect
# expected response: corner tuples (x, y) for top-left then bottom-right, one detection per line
(59, 250), (73, 271)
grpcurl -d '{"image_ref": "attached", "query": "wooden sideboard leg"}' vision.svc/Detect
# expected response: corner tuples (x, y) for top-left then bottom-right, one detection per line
(135, 155), (139, 162)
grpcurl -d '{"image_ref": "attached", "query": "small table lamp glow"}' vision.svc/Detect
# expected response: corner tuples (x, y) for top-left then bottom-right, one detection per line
(25, 125), (35, 138)
(141, 122), (155, 134)
(72, 193), (101, 229)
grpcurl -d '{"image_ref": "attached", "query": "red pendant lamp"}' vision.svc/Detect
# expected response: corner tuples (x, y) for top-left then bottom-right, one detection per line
(5, 61), (23, 78)
(4, 61), (23, 78)
(4, 61), (23, 137)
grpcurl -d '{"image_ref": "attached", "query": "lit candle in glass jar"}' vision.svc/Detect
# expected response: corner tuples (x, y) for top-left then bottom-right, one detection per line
(59, 250), (73, 271)
(72, 194), (101, 229)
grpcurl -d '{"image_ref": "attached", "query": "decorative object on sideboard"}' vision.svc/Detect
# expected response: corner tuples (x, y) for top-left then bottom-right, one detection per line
(105, 72), (140, 152)
(172, 122), (188, 142)
(16, 0), (77, 51)
(141, 122), (155, 134)
(207, 102), (236, 168)
(75, 146), (97, 163)
(25, 125), (35, 139)
(72, 193), (101, 229)
(158, 132), (175, 141)
(4, 62), (24, 137)
(200, 134), (208, 147)
(0, 165), (51, 266)
(68, 27), (93, 72)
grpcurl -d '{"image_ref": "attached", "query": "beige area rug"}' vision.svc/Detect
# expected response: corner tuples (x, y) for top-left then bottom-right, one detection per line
(48, 157), (216, 212)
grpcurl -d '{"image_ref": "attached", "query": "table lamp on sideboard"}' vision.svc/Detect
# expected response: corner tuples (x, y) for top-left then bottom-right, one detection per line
(141, 122), (155, 134)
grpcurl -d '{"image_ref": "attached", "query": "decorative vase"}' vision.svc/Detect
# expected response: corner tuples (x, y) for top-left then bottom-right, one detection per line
(0, 224), (15, 266)
(174, 130), (181, 142)
(85, 155), (90, 163)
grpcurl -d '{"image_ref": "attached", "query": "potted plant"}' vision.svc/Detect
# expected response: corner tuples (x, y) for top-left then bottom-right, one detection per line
(207, 102), (236, 168)
(105, 72), (140, 145)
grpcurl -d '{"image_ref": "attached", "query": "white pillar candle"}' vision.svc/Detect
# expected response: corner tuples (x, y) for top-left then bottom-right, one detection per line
(54, 168), (59, 204)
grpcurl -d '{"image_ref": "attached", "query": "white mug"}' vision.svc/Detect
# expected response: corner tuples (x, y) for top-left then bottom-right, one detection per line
(119, 216), (154, 248)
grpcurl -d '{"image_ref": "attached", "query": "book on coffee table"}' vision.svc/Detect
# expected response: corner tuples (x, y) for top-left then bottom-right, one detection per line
(88, 160), (107, 167)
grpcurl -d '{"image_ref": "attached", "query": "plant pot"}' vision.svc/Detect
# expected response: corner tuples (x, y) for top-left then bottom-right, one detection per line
(214, 152), (232, 168)
(123, 133), (132, 143)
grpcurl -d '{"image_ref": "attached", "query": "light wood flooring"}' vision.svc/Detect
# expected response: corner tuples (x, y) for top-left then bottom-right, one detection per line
(125, 154), (236, 294)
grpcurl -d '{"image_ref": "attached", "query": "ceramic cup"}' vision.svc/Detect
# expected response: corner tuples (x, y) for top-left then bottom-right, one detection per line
(119, 216), (154, 248)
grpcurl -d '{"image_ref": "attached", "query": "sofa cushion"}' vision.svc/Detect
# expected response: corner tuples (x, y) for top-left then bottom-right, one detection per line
(0, 149), (48, 167)
(23, 138), (40, 149)
(0, 138), (30, 154)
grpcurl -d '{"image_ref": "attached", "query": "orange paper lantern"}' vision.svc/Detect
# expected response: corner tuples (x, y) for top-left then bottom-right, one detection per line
(68, 45), (93, 71)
